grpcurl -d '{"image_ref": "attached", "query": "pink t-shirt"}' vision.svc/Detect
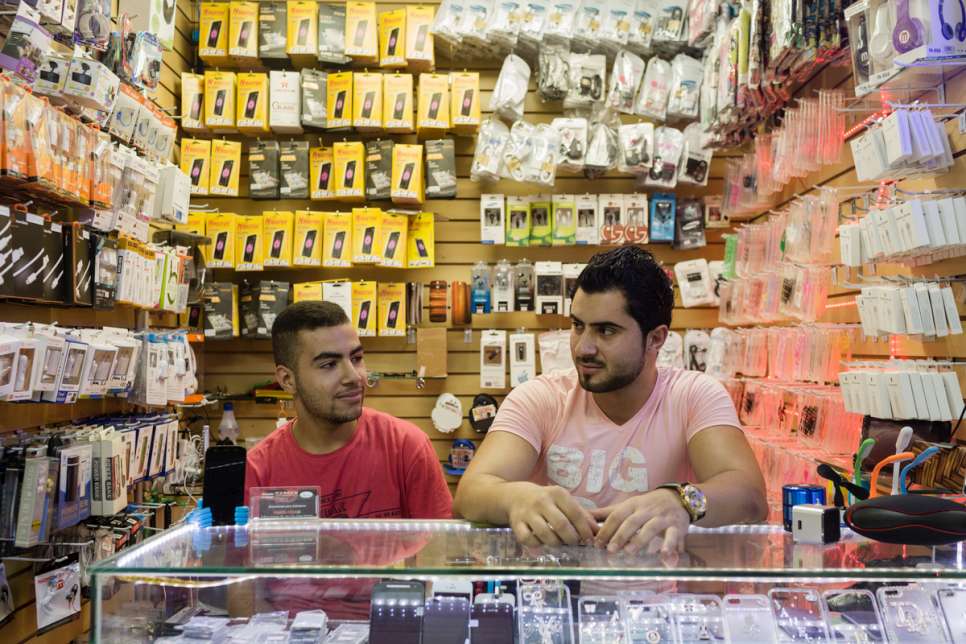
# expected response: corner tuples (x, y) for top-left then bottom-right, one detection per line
(489, 367), (741, 509)
(245, 407), (452, 519)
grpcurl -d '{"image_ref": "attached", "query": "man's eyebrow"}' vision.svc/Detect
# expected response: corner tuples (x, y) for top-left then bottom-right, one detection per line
(570, 315), (624, 329)
(312, 345), (364, 362)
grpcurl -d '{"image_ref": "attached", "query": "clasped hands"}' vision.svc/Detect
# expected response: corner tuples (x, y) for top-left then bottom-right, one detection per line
(507, 484), (690, 554)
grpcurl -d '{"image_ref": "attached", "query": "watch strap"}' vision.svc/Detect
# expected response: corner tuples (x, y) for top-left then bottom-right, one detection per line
(657, 482), (704, 523)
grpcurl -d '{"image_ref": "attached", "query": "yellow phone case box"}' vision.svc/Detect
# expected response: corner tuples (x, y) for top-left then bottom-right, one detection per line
(377, 211), (408, 268)
(236, 72), (269, 133)
(204, 70), (236, 132)
(293, 281), (323, 303)
(310, 146), (335, 201)
(205, 213), (237, 268)
(200, 2), (230, 63)
(326, 72), (353, 129)
(353, 72), (383, 131)
(293, 210), (324, 267)
(417, 73), (449, 134)
(235, 215), (264, 271)
(407, 212), (435, 268)
(383, 74), (413, 133)
(352, 208), (381, 264)
(378, 282), (406, 336)
(334, 141), (365, 201)
(263, 210), (294, 267)
(181, 73), (205, 132)
(352, 281), (378, 336)
(229, 1), (259, 60)
(450, 72), (480, 133)
(345, 2), (377, 61)
(286, 1), (319, 55)
(379, 9), (406, 68)
(180, 138), (211, 196)
(176, 212), (207, 238)
(391, 144), (424, 205)
(323, 211), (352, 267)
(209, 139), (241, 197)
(406, 5), (434, 70)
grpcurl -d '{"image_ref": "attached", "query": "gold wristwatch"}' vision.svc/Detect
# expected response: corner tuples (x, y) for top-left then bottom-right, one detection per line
(657, 482), (707, 523)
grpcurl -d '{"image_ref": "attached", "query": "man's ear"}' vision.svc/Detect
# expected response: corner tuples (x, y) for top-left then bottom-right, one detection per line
(275, 364), (297, 395)
(646, 325), (669, 354)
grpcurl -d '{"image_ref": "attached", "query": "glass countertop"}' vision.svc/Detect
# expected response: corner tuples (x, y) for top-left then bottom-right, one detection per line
(91, 520), (966, 581)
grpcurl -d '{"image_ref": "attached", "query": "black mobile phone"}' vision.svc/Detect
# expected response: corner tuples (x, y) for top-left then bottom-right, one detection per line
(415, 238), (428, 258)
(393, 92), (407, 120)
(361, 90), (375, 118)
(344, 160), (357, 188)
(242, 234), (257, 262)
(387, 27), (400, 55)
(333, 90), (347, 118)
(206, 20), (222, 48)
(386, 301), (400, 328)
(270, 230), (285, 258)
(414, 24), (428, 51)
(361, 226), (375, 254)
(428, 92), (442, 119)
(332, 231), (345, 258)
(297, 18), (310, 45)
(423, 597), (470, 644)
(471, 602), (514, 644)
(190, 94), (203, 120)
(384, 231), (400, 258)
(399, 163), (415, 190)
(461, 89), (474, 116)
(211, 233), (229, 261)
(243, 91), (259, 119)
(369, 581), (424, 644)
(301, 230), (318, 257)
(65, 455), (79, 502)
(201, 445), (246, 526)
(353, 20), (369, 47)
(218, 160), (234, 187)
(189, 158), (205, 185)
(213, 89), (227, 115)
(237, 20), (252, 47)
(358, 301), (371, 329)
(317, 162), (331, 190)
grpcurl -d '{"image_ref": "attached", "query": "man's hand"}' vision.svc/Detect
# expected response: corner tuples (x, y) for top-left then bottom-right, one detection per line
(592, 489), (690, 554)
(507, 485), (598, 547)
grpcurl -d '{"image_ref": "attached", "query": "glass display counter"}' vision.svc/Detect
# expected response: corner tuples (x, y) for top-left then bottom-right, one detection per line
(91, 520), (966, 642)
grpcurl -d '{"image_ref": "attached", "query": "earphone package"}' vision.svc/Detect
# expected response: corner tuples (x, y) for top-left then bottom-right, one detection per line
(490, 54), (530, 122)
(845, 2), (873, 91)
(607, 50), (646, 114)
(674, 198), (707, 250)
(628, 0), (656, 53)
(675, 258), (715, 307)
(564, 53), (606, 110)
(618, 122), (655, 174)
(551, 194), (576, 245)
(653, 1), (686, 42)
(471, 118), (509, 181)
(646, 126), (684, 188)
(544, 0), (577, 45)
(684, 330), (710, 371)
(649, 192), (677, 243)
(584, 120), (619, 177)
(552, 117), (588, 172)
(679, 123), (712, 185)
(635, 56), (671, 121)
(484, 1), (522, 52)
(480, 193), (506, 244)
(667, 54), (703, 119)
(572, 3), (603, 51)
(538, 44), (570, 102)
(601, 0), (636, 52)
(576, 194), (599, 245)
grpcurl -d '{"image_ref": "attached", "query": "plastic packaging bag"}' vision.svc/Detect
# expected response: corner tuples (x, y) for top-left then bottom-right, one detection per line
(607, 49), (646, 114)
(635, 57), (671, 121)
(552, 117), (588, 172)
(484, 1), (522, 52)
(503, 121), (560, 186)
(629, 0), (656, 53)
(600, 0), (636, 52)
(564, 53), (606, 110)
(538, 44), (570, 102)
(431, 0), (467, 46)
(584, 116), (619, 177)
(545, 0), (579, 45)
(471, 118), (510, 181)
(678, 122), (712, 186)
(489, 54), (530, 122)
(667, 54), (703, 119)
(645, 126), (684, 188)
(617, 122), (654, 174)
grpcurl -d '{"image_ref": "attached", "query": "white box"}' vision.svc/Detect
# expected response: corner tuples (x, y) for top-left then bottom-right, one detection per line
(480, 194), (505, 244)
(322, 281), (352, 320)
(269, 70), (303, 134)
(509, 332), (535, 388)
(63, 57), (119, 112)
(480, 330), (507, 390)
(119, 0), (176, 50)
(575, 194), (598, 245)
(535, 261), (564, 315)
(155, 165), (191, 224)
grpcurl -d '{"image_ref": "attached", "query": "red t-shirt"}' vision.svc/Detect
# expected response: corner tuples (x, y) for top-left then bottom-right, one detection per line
(245, 407), (452, 519)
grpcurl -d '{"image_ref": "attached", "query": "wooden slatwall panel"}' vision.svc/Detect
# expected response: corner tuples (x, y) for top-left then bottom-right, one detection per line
(0, 1), (193, 640)
(189, 3), (732, 485)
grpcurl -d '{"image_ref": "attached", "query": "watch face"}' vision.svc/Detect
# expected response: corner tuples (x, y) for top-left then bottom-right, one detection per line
(683, 484), (708, 517)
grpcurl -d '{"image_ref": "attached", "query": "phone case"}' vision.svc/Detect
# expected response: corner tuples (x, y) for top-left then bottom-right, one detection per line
(384, 231), (400, 258)
(301, 230), (317, 257)
(361, 226), (375, 254)
(218, 160), (234, 187)
(768, 589), (830, 642)
(722, 595), (779, 643)
(623, 594), (673, 644)
(822, 589), (886, 644)
(270, 230), (285, 258)
(937, 587), (966, 643)
(242, 234), (257, 262)
(213, 232), (228, 260)
(206, 21), (222, 47)
(344, 160), (357, 188)
(332, 230), (345, 258)
(877, 586), (946, 643)
(244, 91), (259, 118)
(317, 162), (331, 190)
(578, 596), (623, 644)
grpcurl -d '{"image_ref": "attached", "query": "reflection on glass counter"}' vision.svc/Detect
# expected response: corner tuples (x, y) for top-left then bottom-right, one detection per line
(91, 520), (966, 643)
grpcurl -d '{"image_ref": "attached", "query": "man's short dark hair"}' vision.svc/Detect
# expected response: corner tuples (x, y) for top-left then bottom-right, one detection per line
(272, 301), (350, 368)
(573, 246), (673, 336)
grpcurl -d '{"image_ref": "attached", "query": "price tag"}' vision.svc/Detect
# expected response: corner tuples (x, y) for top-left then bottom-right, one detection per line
(249, 486), (321, 520)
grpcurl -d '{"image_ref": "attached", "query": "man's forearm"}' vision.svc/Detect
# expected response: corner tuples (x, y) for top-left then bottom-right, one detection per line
(695, 470), (768, 527)
(453, 474), (541, 525)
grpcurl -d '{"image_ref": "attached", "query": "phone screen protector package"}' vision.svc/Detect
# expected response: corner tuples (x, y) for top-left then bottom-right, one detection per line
(317, 3), (349, 63)
(471, 118), (510, 181)
(425, 138), (457, 199)
(552, 117), (588, 173)
(635, 56), (671, 121)
(645, 126), (684, 188)
(279, 140), (309, 199)
(300, 69), (327, 129)
(607, 50), (646, 114)
(618, 122), (654, 174)
(565, 53), (606, 110)
(249, 140), (280, 199)
(489, 53), (530, 122)
(667, 54), (703, 119)
(538, 43), (570, 102)
(674, 198), (707, 249)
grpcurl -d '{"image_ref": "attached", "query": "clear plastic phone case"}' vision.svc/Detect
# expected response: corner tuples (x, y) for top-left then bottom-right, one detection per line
(876, 586), (946, 643)
(768, 588), (831, 642)
(578, 596), (625, 644)
(937, 587), (966, 643)
(722, 594), (779, 643)
(823, 589), (886, 643)
(622, 593), (674, 644)
(670, 594), (726, 643)
(519, 580), (574, 644)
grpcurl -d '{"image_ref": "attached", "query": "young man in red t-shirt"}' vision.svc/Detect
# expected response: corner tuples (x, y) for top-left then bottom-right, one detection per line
(245, 300), (452, 519)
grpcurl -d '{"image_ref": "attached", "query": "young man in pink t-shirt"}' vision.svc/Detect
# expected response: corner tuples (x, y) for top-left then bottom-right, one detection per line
(455, 247), (766, 554)
(245, 301), (452, 520)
